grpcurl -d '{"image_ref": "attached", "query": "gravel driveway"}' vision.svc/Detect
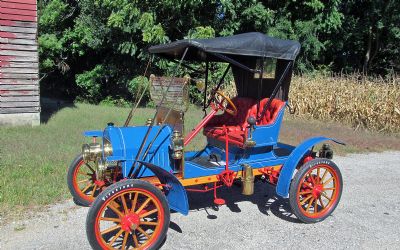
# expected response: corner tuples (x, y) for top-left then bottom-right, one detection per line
(1, 151), (400, 249)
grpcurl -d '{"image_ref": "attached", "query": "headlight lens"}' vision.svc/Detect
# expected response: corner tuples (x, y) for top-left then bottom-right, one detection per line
(103, 139), (113, 157)
(82, 143), (101, 163)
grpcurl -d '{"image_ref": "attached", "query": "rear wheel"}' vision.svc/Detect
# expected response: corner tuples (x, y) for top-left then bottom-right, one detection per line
(86, 179), (170, 250)
(67, 155), (102, 206)
(289, 158), (343, 223)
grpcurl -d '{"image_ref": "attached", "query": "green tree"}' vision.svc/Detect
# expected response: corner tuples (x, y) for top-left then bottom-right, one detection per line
(37, 0), (399, 103)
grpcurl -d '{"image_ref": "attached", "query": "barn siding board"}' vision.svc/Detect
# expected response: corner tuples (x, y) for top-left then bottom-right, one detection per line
(0, 107), (40, 114)
(0, 50), (37, 57)
(0, 31), (36, 39)
(0, 0), (39, 126)
(0, 90), (39, 96)
(0, 68), (38, 73)
(0, 62), (38, 68)
(0, 13), (36, 22)
(0, 96), (39, 102)
(0, 79), (38, 85)
(0, 2), (37, 11)
(0, 8), (37, 17)
(1, 101), (39, 108)
(0, 44), (37, 51)
(0, 20), (37, 28)
(0, 38), (36, 45)
(0, 55), (38, 62)
(1, 0), (37, 5)
(0, 85), (38, 90)
(0, 73), (38, 79)
(0, 26), (37, 34)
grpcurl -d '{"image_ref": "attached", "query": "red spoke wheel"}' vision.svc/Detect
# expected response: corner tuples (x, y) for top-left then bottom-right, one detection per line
(67, 154), (102, 206)
(289, 158), (343, 223)
(86, 179), (170, 250)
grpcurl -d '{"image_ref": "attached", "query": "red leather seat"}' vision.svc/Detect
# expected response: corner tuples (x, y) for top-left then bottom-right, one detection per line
(204, 97), (285, 147)
(253, 98), (286, 126)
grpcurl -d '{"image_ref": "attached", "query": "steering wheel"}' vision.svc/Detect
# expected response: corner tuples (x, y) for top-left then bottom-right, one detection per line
(213, 90), (238, 116)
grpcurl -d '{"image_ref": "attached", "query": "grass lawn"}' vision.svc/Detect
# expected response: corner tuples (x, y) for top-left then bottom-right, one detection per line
(0, 103), (399, 220)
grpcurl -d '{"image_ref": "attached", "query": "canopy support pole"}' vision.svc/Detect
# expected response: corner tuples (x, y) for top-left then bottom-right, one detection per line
(258, 61), (292, 121)
(257, 58), (265, 114)
(209, 52), (259, 74)
(202, 61), (209, 115)
(205, 64), (231, 109)
(129, 48), (189, 178)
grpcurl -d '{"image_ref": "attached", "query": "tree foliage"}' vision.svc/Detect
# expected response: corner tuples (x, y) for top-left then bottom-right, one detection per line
(38, 0), (400, 103)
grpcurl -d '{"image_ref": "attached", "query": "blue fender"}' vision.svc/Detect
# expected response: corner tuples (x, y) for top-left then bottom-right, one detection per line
(276, 136), (345, 198)
(83, 130), (103, 138)
(138, 161), (189, 216)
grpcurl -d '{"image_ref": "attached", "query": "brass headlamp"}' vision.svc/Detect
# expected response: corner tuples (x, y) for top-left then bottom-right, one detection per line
(96, 158), (107, 180)
(82, 143), (102, 163)
(103, 139), (113, 157)
(171, 130), (184, 160)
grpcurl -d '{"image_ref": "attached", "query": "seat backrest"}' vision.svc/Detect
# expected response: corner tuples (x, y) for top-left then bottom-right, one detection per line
(206, 97), (256, 128)
(251, 98), (285, 126)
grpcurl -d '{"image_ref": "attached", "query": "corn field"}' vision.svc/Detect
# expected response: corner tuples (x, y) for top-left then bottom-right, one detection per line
(289, 74), (400, 133)
(222, 73), (400, 133)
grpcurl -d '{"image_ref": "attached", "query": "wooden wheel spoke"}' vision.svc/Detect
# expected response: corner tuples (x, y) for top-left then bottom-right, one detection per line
(299, 190), (312, 195)
(322, 192), (332, 201)
(120, 194), (129, 213)
(140, 208), (158, 218)
(306, 198), (315, 212)
(90, 184), (98, 197)
(101, 225), (121, 235)
(140, 221), (158, 226)
(107, 203), (124, 218)
(300, 195), (313, 205)
(121, 231), (129, 249)
(136, 198), (152, 214)
(323, 187), (336, 191)
(316, 168), (321, 184)
(100, 217), (121, 222)
(81, 183), (93, 193)
(320, 169), (328, 182)
(108, 229), (124, 246)
(137, 226), (150, 239)
(303, 181), (313, 189)
(318, 197), (325, 209)
(132, 233), (140, 248)
(323, 176), (334, 186)
(309, 174), (316, 185)
(131, 192), (138, 213)
(314, 198), (318, 213)
(77, 178), (91, 184)
(78, 170), (91, 176)
(85, 163), (96, 173)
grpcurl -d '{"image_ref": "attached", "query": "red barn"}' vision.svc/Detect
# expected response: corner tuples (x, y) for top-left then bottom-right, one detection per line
(0, 0), (39, 126)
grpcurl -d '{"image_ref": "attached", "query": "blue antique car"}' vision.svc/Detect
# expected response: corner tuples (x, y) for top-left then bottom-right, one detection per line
(67, 32), (344, 249)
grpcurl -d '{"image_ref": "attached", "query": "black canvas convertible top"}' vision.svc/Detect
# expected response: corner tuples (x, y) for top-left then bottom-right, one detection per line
(149, 32), (300, 61)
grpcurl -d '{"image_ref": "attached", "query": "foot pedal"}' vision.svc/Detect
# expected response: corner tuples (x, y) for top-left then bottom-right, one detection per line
(214, 198), (225, 205)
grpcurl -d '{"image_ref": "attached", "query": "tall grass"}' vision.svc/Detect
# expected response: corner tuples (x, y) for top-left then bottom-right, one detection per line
(290, 74), (400, 133)
(0, 104), (205, 218)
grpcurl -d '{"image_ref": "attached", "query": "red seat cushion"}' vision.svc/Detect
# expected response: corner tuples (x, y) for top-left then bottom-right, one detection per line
(204, 97), (285, 147)
(252, 98), (286, 126)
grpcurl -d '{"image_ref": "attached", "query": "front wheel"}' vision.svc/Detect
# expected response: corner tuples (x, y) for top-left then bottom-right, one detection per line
(67, 154), (102, 206)
(86, 179), (170, 250)
(289, 158), (343, 223)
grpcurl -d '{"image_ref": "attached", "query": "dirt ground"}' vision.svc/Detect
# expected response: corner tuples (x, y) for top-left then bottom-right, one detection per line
(1, 151), (400, 249)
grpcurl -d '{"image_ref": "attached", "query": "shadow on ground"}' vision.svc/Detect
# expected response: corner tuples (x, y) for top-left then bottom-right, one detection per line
(167, 181), (300, 235)
(40, 97), (76, 123)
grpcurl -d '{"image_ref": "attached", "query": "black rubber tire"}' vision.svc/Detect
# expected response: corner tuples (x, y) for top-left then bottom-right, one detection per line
(289, 158), (343, 223)
(86, 179), (170, 250)
(67, 154), (93, 207)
